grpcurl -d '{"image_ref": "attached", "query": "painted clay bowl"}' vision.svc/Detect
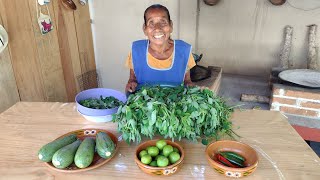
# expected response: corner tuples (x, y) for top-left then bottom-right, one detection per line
(134, 139), (185, 176)
(205, 140), (258, 178)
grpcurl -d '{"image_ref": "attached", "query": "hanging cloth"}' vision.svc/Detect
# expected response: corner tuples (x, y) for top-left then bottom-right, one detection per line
(36, 0), (53, 35)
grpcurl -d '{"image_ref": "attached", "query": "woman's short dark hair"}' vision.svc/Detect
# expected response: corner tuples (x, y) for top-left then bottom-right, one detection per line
(144, 4), (171, 25)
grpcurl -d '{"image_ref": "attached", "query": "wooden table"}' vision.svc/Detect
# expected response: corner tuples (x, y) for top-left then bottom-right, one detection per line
(0, 102), (319, 179)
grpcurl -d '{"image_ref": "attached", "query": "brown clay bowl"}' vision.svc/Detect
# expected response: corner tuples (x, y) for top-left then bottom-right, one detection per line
(269, 0), (286, 5)
(61, 0), (77, 10)
(205, 140), (258, 178)
(45, 129), (119, 173)
(203, 0), (220, 6)
(134, 139), (185, 176)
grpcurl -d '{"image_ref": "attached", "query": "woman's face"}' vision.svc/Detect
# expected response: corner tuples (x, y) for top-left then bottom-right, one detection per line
(143, 8), (173, 46)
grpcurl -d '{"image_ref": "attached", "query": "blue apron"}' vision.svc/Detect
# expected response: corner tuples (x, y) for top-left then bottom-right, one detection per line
(131, 39), (191, 88)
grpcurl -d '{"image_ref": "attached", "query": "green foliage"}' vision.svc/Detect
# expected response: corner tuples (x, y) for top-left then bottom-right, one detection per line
(80, 96), (124, 109)
(113, 86), (235, 144)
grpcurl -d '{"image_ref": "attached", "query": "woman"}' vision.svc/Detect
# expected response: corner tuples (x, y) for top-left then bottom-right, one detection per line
(125, 4), (196, 93)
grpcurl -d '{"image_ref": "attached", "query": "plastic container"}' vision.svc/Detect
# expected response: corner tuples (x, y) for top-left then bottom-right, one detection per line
(75, 88), (126, 122)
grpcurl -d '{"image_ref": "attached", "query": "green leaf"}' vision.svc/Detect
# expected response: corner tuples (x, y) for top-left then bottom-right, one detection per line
(150, 110), (157, 126)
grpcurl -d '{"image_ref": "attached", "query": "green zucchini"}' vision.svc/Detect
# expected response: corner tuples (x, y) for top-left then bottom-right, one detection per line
(52, 139), (81, 169)
(220, 151), (245, 162)
(38, 134), (77, 162)
(74, 138), (95, 168)
(96, 132), (116, 159)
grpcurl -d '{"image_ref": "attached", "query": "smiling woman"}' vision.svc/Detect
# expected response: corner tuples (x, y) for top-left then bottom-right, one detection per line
(124, 4), (196, 94)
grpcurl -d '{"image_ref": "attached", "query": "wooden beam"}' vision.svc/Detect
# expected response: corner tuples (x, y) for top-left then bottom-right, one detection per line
(52, 0), (82, 101)
(27, 0), (67, 102)
(3, 0), (46, 101)
(73, 1), (96, 73)
(0, 1), (20, 112)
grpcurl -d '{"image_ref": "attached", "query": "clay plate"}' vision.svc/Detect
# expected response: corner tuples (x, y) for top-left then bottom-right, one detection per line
(45, 129), (119, 173)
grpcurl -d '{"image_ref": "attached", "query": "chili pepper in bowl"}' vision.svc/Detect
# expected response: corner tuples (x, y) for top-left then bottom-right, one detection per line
(216, 154), (240, 168)
(219, 151), (245, 168)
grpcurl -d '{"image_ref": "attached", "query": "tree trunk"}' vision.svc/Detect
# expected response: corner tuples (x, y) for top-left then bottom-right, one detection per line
(280, 26), (293, 69)
(307, 24), (319, 70)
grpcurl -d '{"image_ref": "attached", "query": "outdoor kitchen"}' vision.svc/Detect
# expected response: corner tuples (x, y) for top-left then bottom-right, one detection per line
(0, 0), (319, 179)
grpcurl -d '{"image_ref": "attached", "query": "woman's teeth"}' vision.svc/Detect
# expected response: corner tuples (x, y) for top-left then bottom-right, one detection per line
(154, 34), (164, 39)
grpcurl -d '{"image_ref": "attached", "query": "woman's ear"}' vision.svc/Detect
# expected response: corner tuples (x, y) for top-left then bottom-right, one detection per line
(169, 21), (173, 33)
(142, 24), (147, 35)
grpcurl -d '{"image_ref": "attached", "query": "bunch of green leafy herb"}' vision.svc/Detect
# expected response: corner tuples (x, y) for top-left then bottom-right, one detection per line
(113, 86), (235, 144)
(80, 95), (124, 109)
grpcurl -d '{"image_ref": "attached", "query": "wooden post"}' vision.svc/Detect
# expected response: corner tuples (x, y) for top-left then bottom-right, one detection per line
(307, 24), (319, 70)
(280, 26), (293, 69)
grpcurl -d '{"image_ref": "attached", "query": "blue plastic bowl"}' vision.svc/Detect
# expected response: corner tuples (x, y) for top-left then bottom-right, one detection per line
(75, 88), (127, 116)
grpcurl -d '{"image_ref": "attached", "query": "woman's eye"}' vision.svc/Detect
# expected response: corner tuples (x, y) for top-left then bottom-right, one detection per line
(148, 22), (155, 28)
(147, 20), (169, 28)
(160, 22), (168, 26)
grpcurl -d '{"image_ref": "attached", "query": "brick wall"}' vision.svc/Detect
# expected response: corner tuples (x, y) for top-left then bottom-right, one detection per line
(270, 84), (320, 118)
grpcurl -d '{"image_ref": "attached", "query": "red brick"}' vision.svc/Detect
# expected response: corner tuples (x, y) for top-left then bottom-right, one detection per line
(272, 87), (282, 96)
(271, 97), (296, 105)
(280, 106), (318, 117)
(285, 90), (320, 100)
(300, 101), (320, 109)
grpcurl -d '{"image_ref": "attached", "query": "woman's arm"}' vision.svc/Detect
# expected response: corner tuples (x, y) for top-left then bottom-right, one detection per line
(184, 71), (194, 86)
(125, 69), (138, 92)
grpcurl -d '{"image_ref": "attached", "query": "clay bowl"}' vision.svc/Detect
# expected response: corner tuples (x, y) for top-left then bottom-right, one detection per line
(205, 140), (258, 178)
(269, 0), (286, 5)
(61, 0), (77, 10)
(203, 0), (220, 6)
(134, 139), (185, 176)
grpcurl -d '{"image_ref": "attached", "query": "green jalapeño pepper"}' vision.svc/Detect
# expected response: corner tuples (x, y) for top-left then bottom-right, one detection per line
(220, 151), (245, 168)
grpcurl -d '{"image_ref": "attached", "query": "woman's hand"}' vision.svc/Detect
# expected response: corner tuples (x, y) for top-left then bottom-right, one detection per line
(126, 81), (137, 93)
(184, 81), (195, 87)
(184, 71), (195, 87)
(126, 69), (138, 93)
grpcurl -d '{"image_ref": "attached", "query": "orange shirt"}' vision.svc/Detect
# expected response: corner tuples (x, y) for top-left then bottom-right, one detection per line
(125, 51), (196, 70)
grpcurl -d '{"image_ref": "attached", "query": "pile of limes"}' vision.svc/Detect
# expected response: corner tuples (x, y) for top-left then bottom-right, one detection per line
(139, 140), (181, 167)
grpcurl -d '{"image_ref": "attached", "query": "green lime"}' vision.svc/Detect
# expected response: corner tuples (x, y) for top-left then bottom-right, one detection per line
(149, 160), (158, 167)
(155, 155), (164, 161)
(141, 154), (152, 165)
(147, 146), (159, 157)
(169, 152), (181, 164)
(146, 146), (152, 151)
(162, 145), (173, 157)
(157, 156), (169, 167)
(156, 139), (167, 150)
(139, 150), (148, 158)
(173, 147), (179, 153)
